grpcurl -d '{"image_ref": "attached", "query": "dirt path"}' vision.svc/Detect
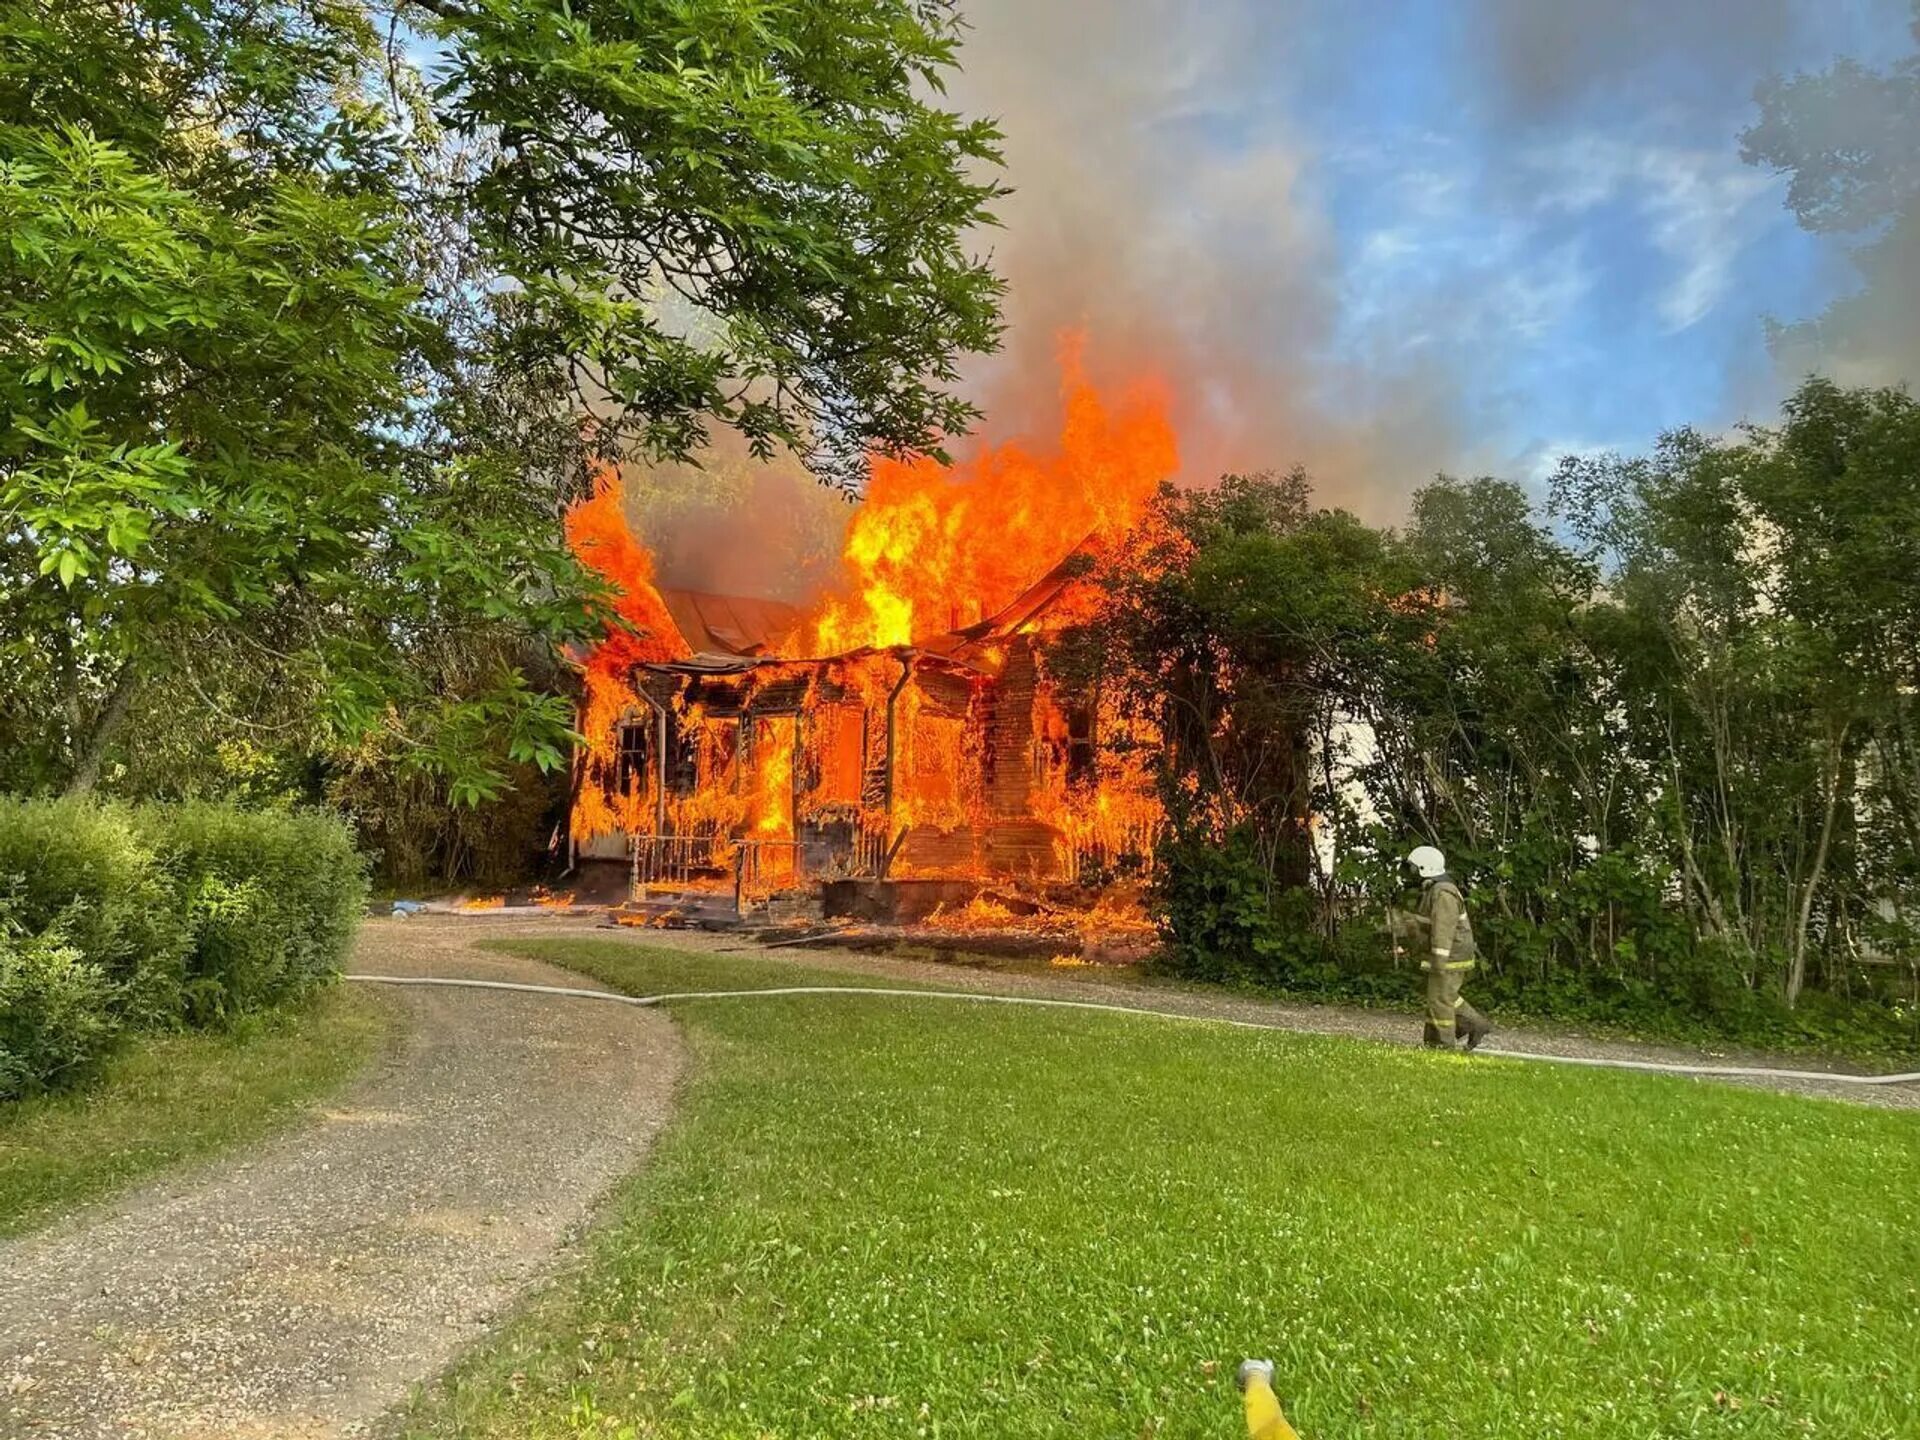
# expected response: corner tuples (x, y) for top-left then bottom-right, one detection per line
(0, 923), (683, 1439)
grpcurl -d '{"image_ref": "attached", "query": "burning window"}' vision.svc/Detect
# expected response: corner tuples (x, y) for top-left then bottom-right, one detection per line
(905, 711), (967, 825)
(614, 719), (650, 798)
(813, 703), (865, 806)
(1064, 696), (1098, 788)
(666, 711), (699, 797)
(750, 714), (797, 839)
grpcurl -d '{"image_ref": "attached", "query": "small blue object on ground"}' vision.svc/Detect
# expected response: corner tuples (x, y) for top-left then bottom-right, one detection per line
(390, 900), (428, 918)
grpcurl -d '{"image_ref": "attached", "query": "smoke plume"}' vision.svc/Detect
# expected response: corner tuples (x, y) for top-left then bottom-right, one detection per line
(944, 0), (1473, 518)
(632, 0), (1920, 595)
(940, 0), (1919, 514)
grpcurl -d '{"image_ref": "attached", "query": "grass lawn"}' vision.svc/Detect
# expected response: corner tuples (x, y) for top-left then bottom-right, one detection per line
(0, 982), (395, 1237)
(399, 938), (1920, 1439)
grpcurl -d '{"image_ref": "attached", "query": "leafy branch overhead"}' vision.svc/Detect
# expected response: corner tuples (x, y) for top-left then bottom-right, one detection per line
(430, 0), (1007, 487)
(0, 0), (1008, 801)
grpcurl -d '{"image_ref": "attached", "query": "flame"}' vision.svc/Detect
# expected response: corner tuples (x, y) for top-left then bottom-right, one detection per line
(923, 895), (1025, 932)
(456, 895), (506, 912)
(918, 884), (1156, 945)
(805, 337), (1177, 653)
(751, 715), (796, 837)
(613, 910), (677, 928)
(562, 340), (1176, 920)
(566, 460), (691, 843)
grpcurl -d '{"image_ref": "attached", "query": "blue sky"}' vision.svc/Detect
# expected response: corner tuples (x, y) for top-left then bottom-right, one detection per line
(952, 0), (1917, 511)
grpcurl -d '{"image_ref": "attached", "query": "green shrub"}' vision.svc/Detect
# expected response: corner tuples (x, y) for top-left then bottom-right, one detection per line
(0, 796), (367, 1094)
(0, 798), (188, 1026)
(0, 904), (118, 1101)
(1147, 830), (1918, 1055)
(1151, 826), (1292, 984)
(141, 803), (367, 1021)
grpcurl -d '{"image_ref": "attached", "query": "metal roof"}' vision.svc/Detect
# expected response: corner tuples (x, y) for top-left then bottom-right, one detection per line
(658, 588), (802, 659)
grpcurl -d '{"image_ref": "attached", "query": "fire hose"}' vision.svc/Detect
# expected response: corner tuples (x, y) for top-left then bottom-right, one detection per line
(343, 974), (1920, 1088)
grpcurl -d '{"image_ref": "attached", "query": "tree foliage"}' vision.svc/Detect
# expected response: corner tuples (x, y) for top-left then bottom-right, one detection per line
(1741, 6), (1920, 378)
(0, 0), (1005, 812)
(1098, 472), (1412, 979)
(437, 0), (1006, 488)
(1107, 386), (1920, 1048)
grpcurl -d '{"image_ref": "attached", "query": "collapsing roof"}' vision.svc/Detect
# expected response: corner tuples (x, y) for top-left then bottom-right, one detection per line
(649, 537), (1101, 680)
(659, 588), (802, 660)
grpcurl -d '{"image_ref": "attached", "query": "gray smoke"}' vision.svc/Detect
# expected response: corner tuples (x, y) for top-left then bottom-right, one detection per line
(942, 0), (1479, 518)
(1478, 0), (1920, 392)
(1470, 0), (1802, 119)
(936, 0), (1918, 517)
(636, 0), (1920, 587)
(621, 434), (853, 603)
(1772, 210), (1920, 387)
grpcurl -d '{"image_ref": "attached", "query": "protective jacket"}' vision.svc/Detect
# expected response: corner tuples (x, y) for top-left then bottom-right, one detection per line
(1411, 874), (1475, 972)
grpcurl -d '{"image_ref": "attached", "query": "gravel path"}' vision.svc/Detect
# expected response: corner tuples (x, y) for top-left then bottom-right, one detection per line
(619, 925), (1920, 1110)
(0, 922), (683, 1439)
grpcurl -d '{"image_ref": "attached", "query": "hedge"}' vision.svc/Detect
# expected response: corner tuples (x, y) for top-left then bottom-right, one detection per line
(0, 798), (367, 1099)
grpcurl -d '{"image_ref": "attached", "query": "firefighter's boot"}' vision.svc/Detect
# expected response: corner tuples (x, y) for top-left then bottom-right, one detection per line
(1455, 1003), (1493, 1052)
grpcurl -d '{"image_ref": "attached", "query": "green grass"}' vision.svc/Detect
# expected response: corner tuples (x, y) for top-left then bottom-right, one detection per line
(400, 939), (1920, 1439)
(0, 983), (395, 1237)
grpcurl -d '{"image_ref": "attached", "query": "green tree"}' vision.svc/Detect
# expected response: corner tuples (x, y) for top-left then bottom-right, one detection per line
(1362, 479), (1649, 987)
(432, 0), (1007, 490)
(2, 0), (581, 799)
(1551, 384), (1920, 1010)
(1, 0), (1005, 807)
(1099, 472), (1408, 978)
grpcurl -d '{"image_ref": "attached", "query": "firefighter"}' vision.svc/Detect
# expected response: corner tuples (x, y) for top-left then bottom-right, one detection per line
(1392, 845), (1492, 1051)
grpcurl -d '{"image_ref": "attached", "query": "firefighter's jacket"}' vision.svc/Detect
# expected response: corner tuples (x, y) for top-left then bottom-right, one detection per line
(1405, 875), (1476, 972)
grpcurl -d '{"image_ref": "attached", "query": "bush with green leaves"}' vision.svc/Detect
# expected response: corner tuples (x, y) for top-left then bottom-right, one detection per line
(0, 903), (117, 1101)
(140, 804), (367, 1023)
(1151, 826), (1293, 985)
(0, 797), (187, 1026)
(0, 796), (366, 1095)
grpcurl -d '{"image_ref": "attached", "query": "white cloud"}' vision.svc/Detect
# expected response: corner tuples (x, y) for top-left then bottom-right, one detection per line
(1336, 136), (1595, 352)
(1528, 135), (1780, 332)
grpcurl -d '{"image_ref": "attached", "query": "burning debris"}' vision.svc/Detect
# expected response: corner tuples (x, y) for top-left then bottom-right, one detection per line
(920, 886), (1156, 942)
(564, 348), (1178, 936)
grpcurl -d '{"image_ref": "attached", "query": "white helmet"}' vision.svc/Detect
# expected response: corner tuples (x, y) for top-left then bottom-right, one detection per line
(1406, 844), (1447, 880)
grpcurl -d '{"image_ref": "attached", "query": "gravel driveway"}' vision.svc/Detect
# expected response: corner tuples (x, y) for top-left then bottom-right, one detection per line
(0, 920), (683, 1439)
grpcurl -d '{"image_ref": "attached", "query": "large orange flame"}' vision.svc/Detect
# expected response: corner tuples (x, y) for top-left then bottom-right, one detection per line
(806, 338), (1177, 654)
(565, 341), (1177, 908)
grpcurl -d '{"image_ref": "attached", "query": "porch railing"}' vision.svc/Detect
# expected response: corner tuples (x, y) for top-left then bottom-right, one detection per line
(628, 833), (811, 910)
(1060, 817), (1162, 885)
(629, 833), (728, 894)
(734, 838), (805, 905)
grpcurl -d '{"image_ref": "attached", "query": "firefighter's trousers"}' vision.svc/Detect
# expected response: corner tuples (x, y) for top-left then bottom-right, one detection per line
(1424, 964), (1487, 1049)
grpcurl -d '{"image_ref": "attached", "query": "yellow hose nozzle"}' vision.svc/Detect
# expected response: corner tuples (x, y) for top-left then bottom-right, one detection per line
(1237, 1359), (1301, 1440)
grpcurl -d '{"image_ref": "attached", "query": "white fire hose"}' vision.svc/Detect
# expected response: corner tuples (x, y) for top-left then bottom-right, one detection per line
(343, 974), (1920, 1090)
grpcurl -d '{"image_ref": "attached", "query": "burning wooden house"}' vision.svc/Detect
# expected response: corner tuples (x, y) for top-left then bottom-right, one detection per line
(570, 554), (1161, 915)
(565, 350), (1176, 919)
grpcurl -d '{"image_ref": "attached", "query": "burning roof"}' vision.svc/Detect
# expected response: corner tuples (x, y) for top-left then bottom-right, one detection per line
(804, 340), (1175, 656)
(659, 588), (802, 662)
